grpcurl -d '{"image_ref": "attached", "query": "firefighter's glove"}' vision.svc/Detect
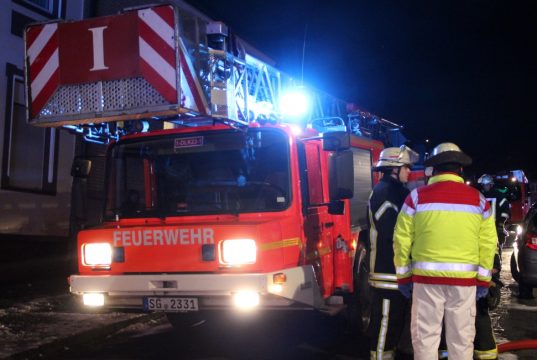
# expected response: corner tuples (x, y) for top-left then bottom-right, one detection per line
(476, 286), (489, 300)
(486, 278), (504, 309)
(398, 283), (413, 299)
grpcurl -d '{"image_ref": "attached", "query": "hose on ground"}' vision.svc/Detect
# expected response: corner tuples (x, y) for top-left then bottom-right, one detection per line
(498, 339), (537, 353)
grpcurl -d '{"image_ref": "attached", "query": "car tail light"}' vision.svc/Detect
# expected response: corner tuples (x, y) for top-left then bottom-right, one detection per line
(525, 232), (537, 250)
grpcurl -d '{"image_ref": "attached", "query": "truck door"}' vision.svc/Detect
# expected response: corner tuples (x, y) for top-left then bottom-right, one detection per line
(301, 141), (334, 298)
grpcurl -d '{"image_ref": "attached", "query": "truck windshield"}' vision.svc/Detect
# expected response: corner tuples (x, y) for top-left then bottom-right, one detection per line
(105, 128), (291, 219)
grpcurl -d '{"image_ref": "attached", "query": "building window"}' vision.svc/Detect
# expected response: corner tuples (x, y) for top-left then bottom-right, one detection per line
(11, 10), (36, 37)
(2, 63), (59, 195)
(12, 0), (64, 19)
(25, 0), (53, 13)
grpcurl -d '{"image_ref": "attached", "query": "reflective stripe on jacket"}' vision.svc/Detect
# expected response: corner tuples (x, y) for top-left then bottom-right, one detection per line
(393, 173), (498, 287)
(482, 188), (510, 224)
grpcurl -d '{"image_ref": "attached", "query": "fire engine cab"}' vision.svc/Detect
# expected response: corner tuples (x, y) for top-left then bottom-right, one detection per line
(24, 3), (403, 327)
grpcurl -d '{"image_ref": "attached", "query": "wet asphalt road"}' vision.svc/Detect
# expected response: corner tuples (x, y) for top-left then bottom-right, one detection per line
(2, 245), (537, 359)
(54, 310), (369, 360)
(53, 248), (537, 360)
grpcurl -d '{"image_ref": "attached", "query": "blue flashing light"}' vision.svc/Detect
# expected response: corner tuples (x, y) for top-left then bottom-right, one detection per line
(280, 90), (310, 118)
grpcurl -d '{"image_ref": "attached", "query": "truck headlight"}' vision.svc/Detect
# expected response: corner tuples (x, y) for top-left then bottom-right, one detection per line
(83, 243), (112, 266)
(220, 239), (256, 265)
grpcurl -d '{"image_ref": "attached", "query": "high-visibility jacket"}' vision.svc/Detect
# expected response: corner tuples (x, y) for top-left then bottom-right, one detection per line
(393, 173), (498, 287)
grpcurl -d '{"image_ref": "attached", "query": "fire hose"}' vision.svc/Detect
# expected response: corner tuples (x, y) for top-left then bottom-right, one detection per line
(498, 339), (537, 353)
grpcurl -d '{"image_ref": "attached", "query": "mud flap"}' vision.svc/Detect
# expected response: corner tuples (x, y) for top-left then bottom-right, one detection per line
(268, 265), (323, 308)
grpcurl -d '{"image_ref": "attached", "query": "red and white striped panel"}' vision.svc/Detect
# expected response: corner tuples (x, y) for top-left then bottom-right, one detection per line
(137, 6), (178, 105)
(26, 23), (60, 117)
(138, 5), (207, 114)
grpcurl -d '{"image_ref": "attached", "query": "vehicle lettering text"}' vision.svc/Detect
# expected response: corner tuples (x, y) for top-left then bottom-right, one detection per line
(112, 228), (214, 247)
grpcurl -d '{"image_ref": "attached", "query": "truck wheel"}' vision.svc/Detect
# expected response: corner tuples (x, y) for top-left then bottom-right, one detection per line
(350, 242), (372, 335)
(519, 282), (534, 299)
(510, 253), (520, 283)
(356, 255), (372, 334)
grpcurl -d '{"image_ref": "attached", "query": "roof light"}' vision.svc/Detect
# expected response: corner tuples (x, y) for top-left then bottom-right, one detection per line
(280, 89), (310, 118)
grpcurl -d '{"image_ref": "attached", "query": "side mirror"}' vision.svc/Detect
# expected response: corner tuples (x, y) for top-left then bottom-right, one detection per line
(328, 200), (345, 215)
(322, 131), (350, 151)
(328, 149), (354, 200)
(71, 158), (92, 178)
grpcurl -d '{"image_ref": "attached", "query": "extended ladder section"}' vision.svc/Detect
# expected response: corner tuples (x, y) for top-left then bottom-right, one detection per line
(24, 3), (403, 144)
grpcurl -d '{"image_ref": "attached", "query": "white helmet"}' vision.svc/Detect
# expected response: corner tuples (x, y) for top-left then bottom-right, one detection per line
(478, 174), (494, 185)
(424, 142), (472, 167)
(374, 145), (419, 170)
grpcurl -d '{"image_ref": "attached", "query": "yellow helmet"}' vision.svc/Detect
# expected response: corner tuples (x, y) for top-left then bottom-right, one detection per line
(424, 142), (472, 167)
(374, 145), (419, 170)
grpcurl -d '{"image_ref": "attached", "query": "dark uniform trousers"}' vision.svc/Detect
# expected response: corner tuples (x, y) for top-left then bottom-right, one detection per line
(473, 188), (505, 359)
(369, 288), (411, 360)
(474, 264), (502, 360)
(473, 296), (498, 359)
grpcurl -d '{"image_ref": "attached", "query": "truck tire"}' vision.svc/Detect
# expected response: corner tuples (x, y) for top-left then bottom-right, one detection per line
(348, 240), (372, 335)
(518, 282), (534, 299)
(356, 250), (372, 334)
(510, 253), (520, 283)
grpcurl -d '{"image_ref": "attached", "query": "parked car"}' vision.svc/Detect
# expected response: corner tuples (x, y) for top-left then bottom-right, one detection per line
(511, 203), (537, 298)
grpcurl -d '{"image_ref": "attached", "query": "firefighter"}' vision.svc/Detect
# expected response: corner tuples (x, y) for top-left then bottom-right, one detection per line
(477, 174), (510, 248)
(367, 145), (419, 360)
(393, 142), (497, 360)
(474, 174), (506, 360)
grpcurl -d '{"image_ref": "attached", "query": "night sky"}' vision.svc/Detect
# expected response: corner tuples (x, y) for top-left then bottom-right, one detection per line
(187, 0), (537, 179)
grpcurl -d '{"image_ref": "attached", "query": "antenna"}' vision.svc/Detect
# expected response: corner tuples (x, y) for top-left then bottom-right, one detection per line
(301, 24), (308, 85)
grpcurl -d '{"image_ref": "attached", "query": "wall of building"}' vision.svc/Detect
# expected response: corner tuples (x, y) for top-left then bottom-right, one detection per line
(0, 0), (85, 236)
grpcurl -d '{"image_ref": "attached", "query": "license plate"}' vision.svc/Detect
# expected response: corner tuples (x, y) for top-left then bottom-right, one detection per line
(143, 297), (199, 312)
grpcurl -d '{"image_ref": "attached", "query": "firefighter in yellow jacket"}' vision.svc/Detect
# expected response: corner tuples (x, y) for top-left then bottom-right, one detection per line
(393, 142), (497, 360)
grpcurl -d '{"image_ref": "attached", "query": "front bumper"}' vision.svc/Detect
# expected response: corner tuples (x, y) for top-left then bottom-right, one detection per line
(70, 265), (323, 311)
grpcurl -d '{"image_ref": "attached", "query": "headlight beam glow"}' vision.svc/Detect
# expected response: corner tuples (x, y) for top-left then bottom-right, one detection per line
(83, 293), (105, 307)
(233, 291), (260, 310)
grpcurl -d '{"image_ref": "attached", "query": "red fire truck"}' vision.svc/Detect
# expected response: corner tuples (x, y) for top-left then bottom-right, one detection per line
(24, 3), (399, 328)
